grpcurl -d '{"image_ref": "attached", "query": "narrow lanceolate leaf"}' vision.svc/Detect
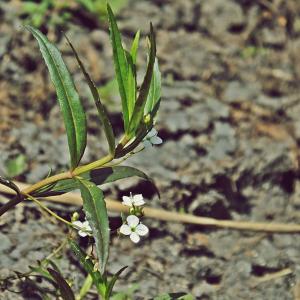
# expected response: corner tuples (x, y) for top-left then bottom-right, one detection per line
(65, 35), (115, 156)
(130, 30), (140, 65)
(47, 166), (159, 198)
(125, 51), (136, 119)
(68, 240), (105, 290)
(105, 266), (128, 299)
(144, 58), (161, 115)
(126, 30), (140, 119)
(107, 4), (129, 131)
(26, 26), (87, 169)
(128, 23), (156, 136)
(47, 268), (75, 300)
(77, 178), (110, 275)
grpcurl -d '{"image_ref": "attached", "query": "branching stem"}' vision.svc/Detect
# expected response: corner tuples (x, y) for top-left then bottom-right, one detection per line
(0, 154), (113, 217)
(25, 194), (73, 226)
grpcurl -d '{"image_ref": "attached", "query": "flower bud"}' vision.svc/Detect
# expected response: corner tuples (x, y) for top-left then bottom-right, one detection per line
(71, 212), (79, 222)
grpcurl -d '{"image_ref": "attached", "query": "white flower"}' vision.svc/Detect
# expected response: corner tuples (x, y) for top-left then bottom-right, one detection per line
(120, 215), (149, 243)
(143, 128), (163, 148)
(122, 193), (145, 207)
(72, 220), (92, 237)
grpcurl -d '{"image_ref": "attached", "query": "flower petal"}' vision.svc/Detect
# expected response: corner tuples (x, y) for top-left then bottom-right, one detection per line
(136, 223), (149, 236)
(133, 194), (145, 206)
(130, 232), (140, 243)
(81, 221), (91, 231)
(72, 221), (83, 228)
(127, 215), (139, 227)
(78, 230), (88, 237)
(122, 196), (133, 207)
(146, 128), (157, 138)
(120, 224), (131, 235)
(82, 220), (90, 227)
(133, 198), (145, 206)
(143, 140), (152, 149)
(150, 136), (162, 145)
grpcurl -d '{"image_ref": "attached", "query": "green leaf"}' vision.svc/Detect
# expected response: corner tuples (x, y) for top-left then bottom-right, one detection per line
(107, 4), (130, 131)
(5, 154), (27, 178)
(130, 30), (140, 65)
(77, 178), (110, 275)
(47, 166), (159, 197)
(64, 34), (115, 156)
(116, 100), (161, 157)
(47, 268), (75, 300)
(77, 274), (93, 300)
(125, 50), (136, 119)
(26, 26), (87, 169)
(128, 23), (156, 136)
(68, 239), (105, 295)
(126, 30), (140, 119)
(29, 265), (53, 281)
(105, 266), (128, 299)
(144, 58), (161, 115)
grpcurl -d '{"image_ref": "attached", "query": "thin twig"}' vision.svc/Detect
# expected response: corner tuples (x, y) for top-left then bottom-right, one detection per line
(46, 239), (68, 261)
(251, 268), (293, 287)
(24, 193), (73, 227)
(1, 181), (300, 233)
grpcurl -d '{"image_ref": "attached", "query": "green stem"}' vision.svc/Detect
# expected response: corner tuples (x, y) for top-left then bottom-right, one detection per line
(0, 154), (114, 217)
(105, 146), (145, 168)
(72, 154), (113, 176)
(76, 274), (93, 300)
(22, 171), (72, 194)
(25, 194), (73, 226)
(46, 239), (68, 261)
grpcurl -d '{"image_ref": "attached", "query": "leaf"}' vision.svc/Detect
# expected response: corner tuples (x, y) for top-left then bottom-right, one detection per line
(68, 239), (105, 294)
(126, 30), (140, 119)
(26, 26), (87, 169)
(130, 30), (140, 65)
(78, 274), (93, 300)
(128, 23), (156, 136)
(105, 266), (128, 299)
(107, 4), (130, 131)
(144, 58), (161, 115)
(29, 265), (53, 281)
(5, 154), (27, 178)
(77, 178), (110, 275)
(47, 268), (75, 300)
(125, 51), (136, 120)
(47, 166), (159, 198)
(65, 35), (115, 156)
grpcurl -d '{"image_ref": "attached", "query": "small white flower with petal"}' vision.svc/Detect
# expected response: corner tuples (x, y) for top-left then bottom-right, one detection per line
(72, 220), (92, 237)
(122, 193), (145, 207)
(143, 128), (163, 148)
(120, 215), (149, 243)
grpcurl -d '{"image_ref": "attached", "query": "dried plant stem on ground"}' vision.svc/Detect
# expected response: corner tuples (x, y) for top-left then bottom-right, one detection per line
(1, 181), (300, 233)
